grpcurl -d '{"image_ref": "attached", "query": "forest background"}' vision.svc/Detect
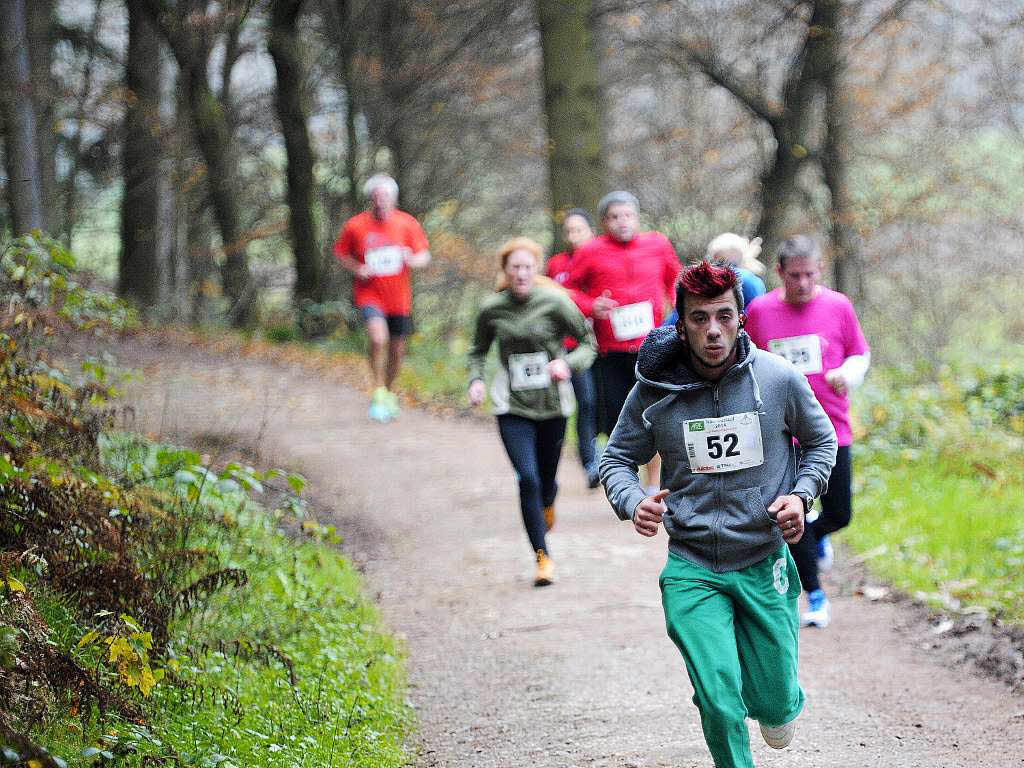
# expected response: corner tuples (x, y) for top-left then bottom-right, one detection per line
(1, 1), (1023, 766)
(1, 0), (1022, 361)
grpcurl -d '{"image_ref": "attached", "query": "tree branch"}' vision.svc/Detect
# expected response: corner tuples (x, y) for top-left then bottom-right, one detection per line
(54, 22), (121, 64)
(675, 39), (784, 126)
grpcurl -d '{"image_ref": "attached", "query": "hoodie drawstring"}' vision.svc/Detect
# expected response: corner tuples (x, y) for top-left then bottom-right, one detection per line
(641, 391), (679, 430)
(641, 366), (764, 429)
(748, 365), (764, 413)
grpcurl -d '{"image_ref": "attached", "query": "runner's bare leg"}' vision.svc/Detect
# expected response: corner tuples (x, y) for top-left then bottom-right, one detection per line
(386, 336), (406, 390)
(367, 316), (389, 389)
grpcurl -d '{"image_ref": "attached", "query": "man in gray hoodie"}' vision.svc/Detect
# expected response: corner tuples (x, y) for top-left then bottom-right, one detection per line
(600, 260), (837, 767)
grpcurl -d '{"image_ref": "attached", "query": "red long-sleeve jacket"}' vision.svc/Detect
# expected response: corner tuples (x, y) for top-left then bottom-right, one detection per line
(566, 232), (680, 355)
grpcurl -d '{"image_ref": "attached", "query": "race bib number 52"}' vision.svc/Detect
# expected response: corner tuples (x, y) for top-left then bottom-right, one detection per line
(684, 412), (764, 473)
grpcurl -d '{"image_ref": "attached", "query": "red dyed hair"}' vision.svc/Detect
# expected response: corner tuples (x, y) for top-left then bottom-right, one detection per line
(676, 260), (744, 313)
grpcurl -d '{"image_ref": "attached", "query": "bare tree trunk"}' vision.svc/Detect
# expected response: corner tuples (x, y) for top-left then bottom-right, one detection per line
(65, 0), (104, 249)
(339, 3), (361, 214)
(535, 0), (605, 248)
(170, 62), (214, 324)
(190, 80), (259, 326)
(142, 0), (258, 327)
(119, 0), (164, 310)
(343, 93), (360, 214)
(662, 1), (864, 267)
(377, 0), (413, 211)
(319, 0), (362, 216)
(755, 0), (840, 259)
(27, 0), (58, 233)
(268, 0), (324, 305)
(819, 0), (863, 302)
(0, 0), (44, 234)
(756, 75), (817, 257)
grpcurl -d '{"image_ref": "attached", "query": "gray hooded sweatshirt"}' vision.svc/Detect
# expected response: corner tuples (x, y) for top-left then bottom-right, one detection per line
(600, 326), (837, 573)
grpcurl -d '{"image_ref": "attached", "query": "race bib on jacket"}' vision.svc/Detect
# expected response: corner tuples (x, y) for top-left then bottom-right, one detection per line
(684, 412), (764, 473)
(364, 246), (406, 277)
(610, 301), (654, 341)
(768, 334), (823, 375)
(508, 352), (551, 391)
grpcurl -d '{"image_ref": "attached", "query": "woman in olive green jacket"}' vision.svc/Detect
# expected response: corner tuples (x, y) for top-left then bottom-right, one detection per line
(468, 237), (597, 586)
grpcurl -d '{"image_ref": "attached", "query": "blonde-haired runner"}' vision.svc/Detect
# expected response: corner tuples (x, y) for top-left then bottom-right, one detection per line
(706, 232), (766, 310)
(468, 238), (597, 586)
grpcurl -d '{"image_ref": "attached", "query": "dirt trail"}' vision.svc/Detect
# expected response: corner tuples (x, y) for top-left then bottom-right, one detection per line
(107, 339), (1023, 767)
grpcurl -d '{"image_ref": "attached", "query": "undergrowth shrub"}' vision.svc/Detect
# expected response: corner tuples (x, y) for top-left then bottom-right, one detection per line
(851, 366), (1024, 622)
(1, 234), (409, 767)
(856, 366), (1024, 461)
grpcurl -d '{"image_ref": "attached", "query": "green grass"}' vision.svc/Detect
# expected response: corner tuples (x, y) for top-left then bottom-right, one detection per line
(845, 366), (1024, 624)
(319, 325), (478, 410)
(19, 444), (411, 768)
(847, 450), (1024, 622)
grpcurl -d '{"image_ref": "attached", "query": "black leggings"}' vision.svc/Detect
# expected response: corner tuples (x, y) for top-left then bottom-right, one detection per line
(571, 367), (598, 468)
(790, 444), (853, 593)
(593, 352), (638, 436)
(497, 414), (567, 556)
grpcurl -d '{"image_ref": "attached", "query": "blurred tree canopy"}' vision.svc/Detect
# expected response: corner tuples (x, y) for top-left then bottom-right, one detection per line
(0, 0), (1021, 362)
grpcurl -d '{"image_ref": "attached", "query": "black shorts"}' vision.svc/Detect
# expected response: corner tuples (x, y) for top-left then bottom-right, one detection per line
(593, 352), (639, 436)
(360, 306), (414, 337)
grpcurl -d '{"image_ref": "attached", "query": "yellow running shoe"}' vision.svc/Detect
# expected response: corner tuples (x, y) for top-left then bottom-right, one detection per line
(543, 504), (555, 531)
(534, 550), (554, 587)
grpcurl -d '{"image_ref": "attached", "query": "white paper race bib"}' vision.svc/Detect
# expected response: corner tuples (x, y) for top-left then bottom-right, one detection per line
(684, 412), (765, 473)
(364, 246), (405, 277)
(508, 352), (551, 391)
(610, 301), (654, 341)
(769, 334), (823, 375)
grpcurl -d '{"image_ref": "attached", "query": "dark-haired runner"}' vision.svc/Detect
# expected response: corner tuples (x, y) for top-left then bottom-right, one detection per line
(600, 261), (836, 766)
(744, 235), (870, 628)
(568, 191), (680, 493)
(546, 209), (600, 487)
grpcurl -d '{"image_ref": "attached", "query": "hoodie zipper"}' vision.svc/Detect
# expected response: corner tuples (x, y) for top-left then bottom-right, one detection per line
(713, 384), (722, 569)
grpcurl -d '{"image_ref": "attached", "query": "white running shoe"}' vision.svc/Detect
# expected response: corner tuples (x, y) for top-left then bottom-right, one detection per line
(760, 717), (797, 749)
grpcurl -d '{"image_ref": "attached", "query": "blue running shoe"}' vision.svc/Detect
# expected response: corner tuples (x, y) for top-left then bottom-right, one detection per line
(801, 588), (831, 628)
(817, 535), (834, 572)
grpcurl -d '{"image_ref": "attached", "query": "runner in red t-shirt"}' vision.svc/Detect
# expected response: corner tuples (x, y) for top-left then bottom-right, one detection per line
(545, 208), (600, 487)
(568, 191), (681, 493)
(334, 174), (431, 422)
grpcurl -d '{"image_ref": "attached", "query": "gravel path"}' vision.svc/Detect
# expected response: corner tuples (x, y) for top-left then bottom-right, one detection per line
(108, 339), (1023, 767)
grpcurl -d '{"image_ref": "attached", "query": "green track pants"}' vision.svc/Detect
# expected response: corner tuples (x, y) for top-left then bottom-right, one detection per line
(659, 546), (804, 768)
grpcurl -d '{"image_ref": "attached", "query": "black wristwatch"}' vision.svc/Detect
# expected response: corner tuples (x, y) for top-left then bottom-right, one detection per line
(793, 491), (813, 515)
